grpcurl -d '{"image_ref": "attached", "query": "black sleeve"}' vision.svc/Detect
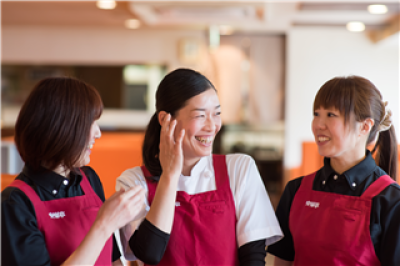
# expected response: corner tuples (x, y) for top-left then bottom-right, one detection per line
(129, 218), (170, 265)
(374, 184), (400, 266)
(267, 177), (303, 261)
(1, 187), (51, 266)
(238, 240), (266, 266)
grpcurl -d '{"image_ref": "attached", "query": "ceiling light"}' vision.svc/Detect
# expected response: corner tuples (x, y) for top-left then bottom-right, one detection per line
(125, 19), (141, 29)
(346, 22), (365, 32)
(368, 4), (388, 14)
(219, 25), (234, 35)
(96, 0), (116, 10)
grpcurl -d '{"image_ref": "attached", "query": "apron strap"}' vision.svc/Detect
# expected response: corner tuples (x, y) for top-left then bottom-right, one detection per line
(212, 154), (229, 190)
(361, 175), (395, 199)
(298, 172), (317, 191)
(9, 179), (42, 203)
(79, 169), (95, 195)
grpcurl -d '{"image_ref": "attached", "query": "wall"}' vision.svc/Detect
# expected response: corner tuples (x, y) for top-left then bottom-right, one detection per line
(285, 26), (399, 182)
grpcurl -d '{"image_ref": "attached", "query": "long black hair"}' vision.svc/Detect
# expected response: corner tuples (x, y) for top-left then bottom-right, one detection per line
(142, 68), (216, 177)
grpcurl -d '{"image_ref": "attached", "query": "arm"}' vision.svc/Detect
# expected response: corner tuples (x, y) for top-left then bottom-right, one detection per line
(238, 239), (266, 266)
(1, 185), (144, 266)
(145, 114), (185, 233)
(267, 178), (303, 262)
(61, 186), (145, 266)
(274, 257), (294, 266)
(117, 114), (185, 263)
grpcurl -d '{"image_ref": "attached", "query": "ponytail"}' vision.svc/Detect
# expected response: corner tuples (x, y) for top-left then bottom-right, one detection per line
(142, 113), (162, 179)
(374, 126), (398, 180)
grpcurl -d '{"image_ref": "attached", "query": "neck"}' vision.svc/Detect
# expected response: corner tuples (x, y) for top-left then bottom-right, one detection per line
(330, 149), (366, 174)
(182, 157), (201, 176)
(52, 165), (71, 179)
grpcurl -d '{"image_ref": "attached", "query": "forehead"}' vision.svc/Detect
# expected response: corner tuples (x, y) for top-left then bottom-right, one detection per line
(183, 89), (220, 109)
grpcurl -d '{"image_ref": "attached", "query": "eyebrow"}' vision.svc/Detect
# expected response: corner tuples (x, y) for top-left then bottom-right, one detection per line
(190, 105), (221, 112)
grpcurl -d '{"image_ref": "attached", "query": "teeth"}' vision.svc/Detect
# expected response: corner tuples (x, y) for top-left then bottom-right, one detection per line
(88, 144), (93, 149)
(195, 136), (213, 144)
(318, 137), (330, 142)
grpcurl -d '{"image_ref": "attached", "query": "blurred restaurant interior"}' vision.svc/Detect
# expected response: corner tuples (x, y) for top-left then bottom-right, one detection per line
(1, 0), (399, 208)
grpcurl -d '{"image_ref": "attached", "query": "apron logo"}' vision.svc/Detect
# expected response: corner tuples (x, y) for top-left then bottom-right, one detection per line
(49, 211), (66, 219)
(305, 201), (320, 209)
(175, 202), (181, 207)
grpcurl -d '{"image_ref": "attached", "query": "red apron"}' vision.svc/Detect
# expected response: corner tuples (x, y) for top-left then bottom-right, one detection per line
(142, 154), (239, 266)
(10, 169), (112, 266)
(289, 172), (394, 266)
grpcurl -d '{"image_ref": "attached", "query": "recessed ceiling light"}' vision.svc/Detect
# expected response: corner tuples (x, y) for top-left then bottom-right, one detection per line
(125, 19), (141, 29)
(96, 0), (116, 10)
(346, 22), (365, 32)
(368, 4), (388, 14)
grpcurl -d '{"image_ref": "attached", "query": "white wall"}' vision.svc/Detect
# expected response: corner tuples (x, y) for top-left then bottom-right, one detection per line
(285, 26), (400, 169)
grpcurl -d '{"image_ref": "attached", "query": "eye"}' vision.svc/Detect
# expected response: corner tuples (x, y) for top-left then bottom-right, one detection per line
(328, 112), (336, 117)
(215, 111), (221, 116)
(196, 114), (205, 118)
(313, 111), (319, 117)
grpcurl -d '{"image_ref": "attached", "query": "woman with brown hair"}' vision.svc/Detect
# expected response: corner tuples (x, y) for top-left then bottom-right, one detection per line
(268, 76), (400, 266)
(1, 77), (144, 266)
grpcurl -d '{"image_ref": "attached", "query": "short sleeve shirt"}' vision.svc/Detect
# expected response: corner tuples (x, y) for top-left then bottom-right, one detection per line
(116, 153), (283, 261)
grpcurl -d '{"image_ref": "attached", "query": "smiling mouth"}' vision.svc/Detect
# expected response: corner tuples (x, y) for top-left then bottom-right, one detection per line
(318, 136), (330, 142)
(195, 136), (213, 144)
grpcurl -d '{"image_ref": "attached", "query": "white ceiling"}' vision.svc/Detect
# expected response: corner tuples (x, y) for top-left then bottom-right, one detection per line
(2, 1), (399, 35)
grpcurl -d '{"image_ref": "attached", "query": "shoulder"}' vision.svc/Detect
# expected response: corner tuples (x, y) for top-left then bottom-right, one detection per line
(225, 153), (255, 165)
(1, 182), (35, 216)
(81, 166), (100, 182)
(116, 166), (147, 189)
(80, 166), (105, 201)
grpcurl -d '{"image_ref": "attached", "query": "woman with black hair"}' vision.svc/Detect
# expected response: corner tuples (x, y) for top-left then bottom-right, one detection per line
(268, 76), (400, 266)
(116, 68), (283, 266)
(1, 77), (144, 266)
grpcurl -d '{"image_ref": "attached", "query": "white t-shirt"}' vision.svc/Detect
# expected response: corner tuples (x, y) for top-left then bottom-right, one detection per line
(116, 153), (283, 261)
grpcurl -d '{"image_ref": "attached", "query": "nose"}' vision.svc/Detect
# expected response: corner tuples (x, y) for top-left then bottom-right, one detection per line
(204, 115), (216, 132)
(313, 116), (326, 130)
(94, 122), (101, 139)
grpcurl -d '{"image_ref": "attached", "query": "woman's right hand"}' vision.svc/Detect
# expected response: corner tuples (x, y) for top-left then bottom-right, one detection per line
(95, 186), (145, 236)
(158, 113), (185, 180)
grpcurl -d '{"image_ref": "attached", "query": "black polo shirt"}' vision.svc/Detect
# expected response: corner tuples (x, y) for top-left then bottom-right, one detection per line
(1, 165), (121, 266)
(267, 150), (400, 266)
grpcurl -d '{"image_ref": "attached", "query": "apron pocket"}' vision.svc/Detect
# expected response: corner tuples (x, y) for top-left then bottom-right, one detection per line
(198, 200), (226, 213)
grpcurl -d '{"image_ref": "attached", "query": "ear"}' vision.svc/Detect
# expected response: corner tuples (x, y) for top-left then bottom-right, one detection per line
(158, 111), (168, 125)
(360, 118), (374, 136)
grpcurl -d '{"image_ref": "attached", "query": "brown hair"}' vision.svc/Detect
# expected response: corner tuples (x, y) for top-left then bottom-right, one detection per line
(15, 77), (103, 172)
(313, 76), (398, 179)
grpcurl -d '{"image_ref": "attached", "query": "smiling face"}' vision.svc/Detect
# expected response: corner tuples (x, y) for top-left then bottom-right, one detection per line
(76, 121), (101, 167)
(312, 107), (365, 163)
(173, 88), (221, 165)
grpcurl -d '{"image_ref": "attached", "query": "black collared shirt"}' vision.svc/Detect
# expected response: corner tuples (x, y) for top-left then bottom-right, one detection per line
(267, 151), (400, 266)
(1, 165), (121, 266)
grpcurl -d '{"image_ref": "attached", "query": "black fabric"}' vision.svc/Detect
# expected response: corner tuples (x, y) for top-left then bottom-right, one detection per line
(238, 239), (267, 266)
(129, 218), (170, 265)
(267, 150), (400, 266)
(1, 165), (121, 266)
(130, 219), (266, 265)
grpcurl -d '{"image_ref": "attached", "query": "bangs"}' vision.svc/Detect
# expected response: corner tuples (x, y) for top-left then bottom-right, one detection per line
(313, 78), (355, 124)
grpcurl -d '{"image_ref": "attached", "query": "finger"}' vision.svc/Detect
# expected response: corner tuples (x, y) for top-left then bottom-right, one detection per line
(161, 113), (171, 134)
(121, 186), (143, 200)
(176, 129), (185, 147)
(168, 119), (177, 139)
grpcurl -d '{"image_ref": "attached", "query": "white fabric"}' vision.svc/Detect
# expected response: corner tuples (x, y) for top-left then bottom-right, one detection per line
(116, 153), (283, 261)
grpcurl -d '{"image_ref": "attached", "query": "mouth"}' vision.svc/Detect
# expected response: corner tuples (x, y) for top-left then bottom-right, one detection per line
(195, 136), (214, 146)
(317, 136), (330, 143)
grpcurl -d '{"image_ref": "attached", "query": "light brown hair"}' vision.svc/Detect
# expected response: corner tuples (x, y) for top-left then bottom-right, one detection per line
(313, 76), (397, 179)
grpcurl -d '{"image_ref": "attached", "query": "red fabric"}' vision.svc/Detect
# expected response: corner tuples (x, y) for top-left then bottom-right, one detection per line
(9, 170), (112, 266)
(289, 172), (394, 266)
(142, 155), (239, 266)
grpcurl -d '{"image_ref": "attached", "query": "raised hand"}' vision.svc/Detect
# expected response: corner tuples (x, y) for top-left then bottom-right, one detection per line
(159, 113), (185, 180)
(95, 186), (145, 235)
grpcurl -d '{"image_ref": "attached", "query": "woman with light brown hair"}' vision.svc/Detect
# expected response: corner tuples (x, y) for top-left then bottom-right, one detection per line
(1, 77), (144, 266)
(268, 76), (400, 266)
